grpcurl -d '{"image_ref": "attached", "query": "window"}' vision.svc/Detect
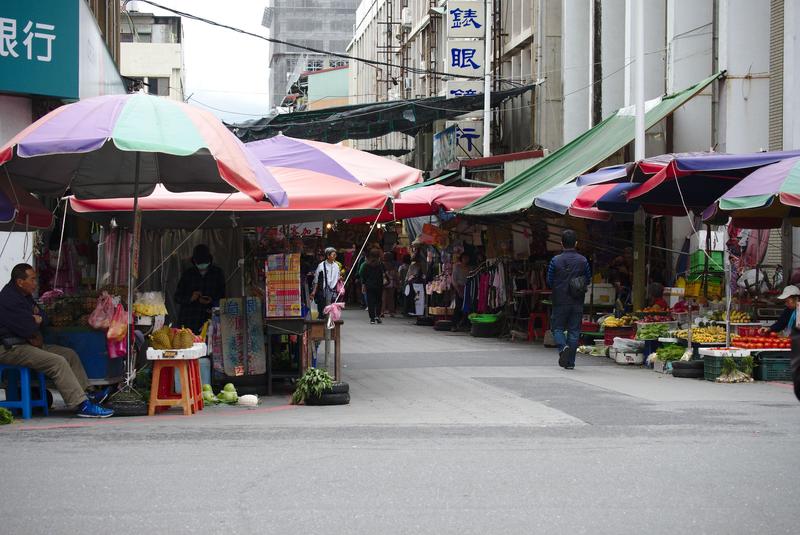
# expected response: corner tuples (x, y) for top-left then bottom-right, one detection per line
(147, 77), (170, 97)
(306, 59), (324, 72)
(329, 59), (349, 68)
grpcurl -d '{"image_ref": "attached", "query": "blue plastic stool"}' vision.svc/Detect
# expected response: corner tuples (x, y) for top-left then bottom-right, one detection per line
(0, 365), (49, 419)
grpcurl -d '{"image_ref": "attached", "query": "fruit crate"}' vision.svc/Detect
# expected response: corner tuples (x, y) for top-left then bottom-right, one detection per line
(603, 326), (636, 346)
(702, 354), (752, 382)
(689, 250), (724, 273)
(754, 354), (792, 381)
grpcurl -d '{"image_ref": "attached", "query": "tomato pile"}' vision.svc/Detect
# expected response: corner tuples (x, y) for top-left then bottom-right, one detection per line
(732, 333), (791, 350)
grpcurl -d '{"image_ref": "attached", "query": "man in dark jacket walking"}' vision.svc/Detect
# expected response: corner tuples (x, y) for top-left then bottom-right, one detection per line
(547, 229), (591, 369)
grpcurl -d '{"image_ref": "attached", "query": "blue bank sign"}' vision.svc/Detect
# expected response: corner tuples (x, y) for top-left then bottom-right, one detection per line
(0, 0), (79, 99)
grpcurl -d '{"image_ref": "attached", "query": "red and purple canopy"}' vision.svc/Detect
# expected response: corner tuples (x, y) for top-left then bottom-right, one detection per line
(69, 172), (389, 229)
(246, 135), (422, 197)
(703, 156), (800, 228)
(0, 93), (287, 205)
(0, 180), (52, 231)
(349, 184), (493, 223)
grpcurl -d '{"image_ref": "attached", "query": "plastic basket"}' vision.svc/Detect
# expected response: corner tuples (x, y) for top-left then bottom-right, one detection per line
(703, 354), (752, 382)
(754, 356), (792, 381)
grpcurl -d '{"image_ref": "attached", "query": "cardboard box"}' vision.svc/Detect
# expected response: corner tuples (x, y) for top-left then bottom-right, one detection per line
(585, 283), (615, 305)
(689, 230), (725, 252)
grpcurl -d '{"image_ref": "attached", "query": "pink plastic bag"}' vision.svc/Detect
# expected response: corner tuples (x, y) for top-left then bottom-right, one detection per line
(106, 338), (127, 359)
(106, 303), (128, 342)
(88, 292), (114, 330)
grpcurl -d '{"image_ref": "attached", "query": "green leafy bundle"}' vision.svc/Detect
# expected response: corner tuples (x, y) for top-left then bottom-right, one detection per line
(291, 367), (333, 405)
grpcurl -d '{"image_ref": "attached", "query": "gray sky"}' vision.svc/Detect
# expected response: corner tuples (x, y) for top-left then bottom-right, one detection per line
(131, 0), (271, 122)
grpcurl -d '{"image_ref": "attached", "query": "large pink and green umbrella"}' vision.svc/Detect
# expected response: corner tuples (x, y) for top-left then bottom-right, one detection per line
(246, 135), (422, 197)
(0, 93), (287, 205)
(703, 156), (800, 228)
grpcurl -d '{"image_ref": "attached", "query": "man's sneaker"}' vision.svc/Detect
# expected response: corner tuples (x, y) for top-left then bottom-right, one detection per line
(76, 400), (114, 418)
(565, 365), (575, 370)
(370, 319), (376, 324)
(375, 318), (383, 324)
(558, 347), (569, 368)
(88, 386), (112, 405)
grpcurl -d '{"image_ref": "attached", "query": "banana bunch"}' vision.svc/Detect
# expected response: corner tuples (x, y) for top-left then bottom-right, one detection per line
(603, 315), (637, 328)
(729, 310), (752, 323)
(675, 325), (727, 344)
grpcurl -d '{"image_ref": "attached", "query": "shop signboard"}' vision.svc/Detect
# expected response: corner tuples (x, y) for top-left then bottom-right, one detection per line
(219, 297), (267, 376)
(265, 253), (302, 318)
(288, 222), (323, 238)
(445, 80), (483, 99)
(433, 124), (457, 169)
(445, 39), (484, 78)
(446, 120), (484, 159)
(446, 1), (485, 39)
(0, 0), (79, 99)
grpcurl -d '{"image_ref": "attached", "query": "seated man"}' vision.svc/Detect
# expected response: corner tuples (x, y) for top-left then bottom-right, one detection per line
(0, 264), (113, 418)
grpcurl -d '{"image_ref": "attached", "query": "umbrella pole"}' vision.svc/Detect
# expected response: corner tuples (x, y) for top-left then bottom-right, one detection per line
(126, 153), (141, 387)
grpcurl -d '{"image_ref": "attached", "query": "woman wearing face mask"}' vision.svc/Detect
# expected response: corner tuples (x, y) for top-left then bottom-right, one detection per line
(175, 244), (226, 334)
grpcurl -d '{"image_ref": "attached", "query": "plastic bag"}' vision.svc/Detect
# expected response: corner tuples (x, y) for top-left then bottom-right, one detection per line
(106, 338), (127, 359)
(88, 291), (114, 330)
(106, 303), (128, 342)
(612, 337), (645, 352)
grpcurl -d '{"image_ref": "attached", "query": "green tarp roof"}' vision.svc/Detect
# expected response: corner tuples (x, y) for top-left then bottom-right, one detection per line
(459, 72), (724, 217)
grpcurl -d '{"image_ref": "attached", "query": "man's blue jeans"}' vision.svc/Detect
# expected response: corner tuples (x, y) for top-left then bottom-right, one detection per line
(551, 304), (583, 366)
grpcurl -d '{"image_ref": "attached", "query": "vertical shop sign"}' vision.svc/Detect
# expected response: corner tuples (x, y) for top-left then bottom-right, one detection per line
(433, 124), (458, 169)
(446, 1), (485, 38)
(446, 120), (484, 159)
(445, 80), (484, 99)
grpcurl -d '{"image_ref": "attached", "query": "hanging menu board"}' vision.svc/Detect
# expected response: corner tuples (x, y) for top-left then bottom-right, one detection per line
(265, 253), (301, 317)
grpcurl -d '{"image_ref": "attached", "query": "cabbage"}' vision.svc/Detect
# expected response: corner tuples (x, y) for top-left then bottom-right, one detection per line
(202, 391), (218, 404)
(223, 383), (236, 393)
(218, 390), (238, 404)
(202, 384), (213, 393)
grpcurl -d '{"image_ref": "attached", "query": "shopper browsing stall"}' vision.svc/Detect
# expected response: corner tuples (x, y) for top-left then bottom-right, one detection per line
(175, 244), (226, 334)
(451, 252), (471, 331)
(0, 264), (113, 418)
(312, 247), (341, 319)
(760, 285), (799, 336)
(382, 252), (399, 317)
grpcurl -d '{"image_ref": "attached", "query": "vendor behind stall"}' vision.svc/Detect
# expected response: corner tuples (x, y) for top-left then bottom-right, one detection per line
(175, 244), (225, 334)
(759, 285), (799, 336)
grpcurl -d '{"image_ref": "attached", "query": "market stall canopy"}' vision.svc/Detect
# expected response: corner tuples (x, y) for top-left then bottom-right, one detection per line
(246, 135), (422, 197)
(458, 72), (723, 217)
(349, 184), (492, 223)
(228, 84), (538, 143)
(0, 180), (53, 231)
(0, 93), (287, 205)
(69, 171), (389, 229)
(703, 156), (800, 228)
(575, 152), (712, 187)
(627, 149), (800, 207)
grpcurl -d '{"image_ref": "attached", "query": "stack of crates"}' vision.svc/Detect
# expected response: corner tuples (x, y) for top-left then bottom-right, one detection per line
(687, 230), (725, 299)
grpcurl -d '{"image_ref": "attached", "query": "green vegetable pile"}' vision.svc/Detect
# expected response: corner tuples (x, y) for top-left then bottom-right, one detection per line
(291, 367), (333, 405)
(655, 344), (685, 362)
(202, 383), (238, 404)
(717, 356), (755, 383)
(636, 323), (671, 340)
(0, 407), (13, 425)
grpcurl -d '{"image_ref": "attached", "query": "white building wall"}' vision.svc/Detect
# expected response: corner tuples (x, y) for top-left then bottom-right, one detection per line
(666, 0), (713, 153)
(783, 0), (800, 150)
(561, 0), (592, 144)
(601, 0), (626, 118)
(717, 0), (771, 153)
(120, 43), (185, 101)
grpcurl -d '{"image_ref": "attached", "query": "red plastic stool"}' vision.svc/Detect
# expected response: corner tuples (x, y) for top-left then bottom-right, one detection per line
(527, 312), (550, 341)
(148, 360), (200, 416)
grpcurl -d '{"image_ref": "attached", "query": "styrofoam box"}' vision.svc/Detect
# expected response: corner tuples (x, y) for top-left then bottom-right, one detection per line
(147, 342), (208, 360)
(689, 230), (725, 252)
(610, 348), (644, 365)
(699, 348), (751, 357)
(585, 283), (615, 305)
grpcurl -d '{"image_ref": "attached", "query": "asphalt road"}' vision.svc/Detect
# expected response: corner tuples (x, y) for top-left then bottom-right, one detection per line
(1, 309), (798, 534)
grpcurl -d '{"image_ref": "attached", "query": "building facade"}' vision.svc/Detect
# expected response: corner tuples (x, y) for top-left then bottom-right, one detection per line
(120, 10), (185, 101)
(263, 0), (359, 110)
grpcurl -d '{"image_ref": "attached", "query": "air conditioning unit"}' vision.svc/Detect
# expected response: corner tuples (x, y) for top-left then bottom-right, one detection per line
(401, 7), (412, 28)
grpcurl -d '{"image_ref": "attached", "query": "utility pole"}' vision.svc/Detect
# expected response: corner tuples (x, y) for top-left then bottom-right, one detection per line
(483, 0), (492, 157)
(632, 0), (646, 311)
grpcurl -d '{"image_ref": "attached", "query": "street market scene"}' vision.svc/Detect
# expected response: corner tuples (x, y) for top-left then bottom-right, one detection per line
(0, 0), (799, 533)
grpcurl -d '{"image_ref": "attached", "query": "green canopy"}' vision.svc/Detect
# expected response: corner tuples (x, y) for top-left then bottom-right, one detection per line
(459, 72), (724, 217)
(399, 171), (460, 193)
